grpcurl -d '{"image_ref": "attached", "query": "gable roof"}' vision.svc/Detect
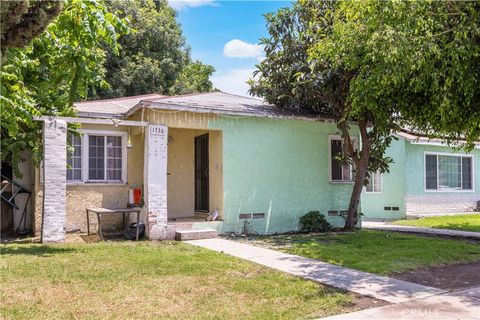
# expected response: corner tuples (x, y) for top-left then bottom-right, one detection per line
(74, 93), (165, 118)
(396, 129), (480, 149)
(73, 92), (327, 121)
(125, 91), (323, 120)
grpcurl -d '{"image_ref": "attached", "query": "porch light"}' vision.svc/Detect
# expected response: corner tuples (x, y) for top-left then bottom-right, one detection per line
(126, 127), (133, 148)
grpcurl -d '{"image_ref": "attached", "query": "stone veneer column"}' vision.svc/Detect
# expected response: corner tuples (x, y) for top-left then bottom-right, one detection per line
(41, 119), (67, 243)
(144, 124), (170, 239)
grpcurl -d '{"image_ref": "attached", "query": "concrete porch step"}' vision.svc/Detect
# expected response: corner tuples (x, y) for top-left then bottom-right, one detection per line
(175, 229), (218, 241)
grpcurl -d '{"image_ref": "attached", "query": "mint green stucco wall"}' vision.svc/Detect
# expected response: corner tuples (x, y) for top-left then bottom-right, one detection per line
(209, 116), (358, 234)
(361, 137), (480, 219)
(361, 138), (407, 220)
(404, 143), (480, 195)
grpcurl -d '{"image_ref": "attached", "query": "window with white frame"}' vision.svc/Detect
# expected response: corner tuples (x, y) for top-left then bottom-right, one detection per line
(330, 136), (356, 182)
(425, 153), (473, 191)
(366, 171), (382, 193)
(66, 131), (126, 183)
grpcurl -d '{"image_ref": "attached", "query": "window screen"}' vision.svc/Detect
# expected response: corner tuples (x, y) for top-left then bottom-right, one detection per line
(331, 139), (343, 181)
(89, 135), (105, 180)
(67, 134), (82, 181)
(106, 136), (122, 181)
(425, 154), (437, 190)
(426, 154), (473, 191)
(366, 171), (381, 192)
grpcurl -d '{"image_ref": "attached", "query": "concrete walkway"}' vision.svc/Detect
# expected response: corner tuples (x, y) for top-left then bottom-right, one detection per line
(362, 221), (480, 239)
(186, 238), (445, 304)
(319, 286), (480, 320)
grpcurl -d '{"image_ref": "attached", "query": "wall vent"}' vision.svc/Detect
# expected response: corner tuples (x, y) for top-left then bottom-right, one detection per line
(392, 207), (399, 211)
(384, 206), (392, 211)
(252, 213), (265, 219)
(239, 213), (265, 220)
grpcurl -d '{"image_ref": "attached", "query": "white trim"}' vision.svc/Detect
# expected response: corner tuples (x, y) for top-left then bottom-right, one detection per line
(423, 151), (475, 193)
(328, 135), (358, 183)
(66, 129), (128, 185)
(34, 116), (148, 127)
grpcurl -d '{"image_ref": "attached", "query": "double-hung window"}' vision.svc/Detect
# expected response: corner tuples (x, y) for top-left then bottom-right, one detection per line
(366, 171), (382, 193)
(66, 131), (126, 183)
(67, 134), (82, 182)
(425, 153), (474, 191)
(329, 136), (357, 182)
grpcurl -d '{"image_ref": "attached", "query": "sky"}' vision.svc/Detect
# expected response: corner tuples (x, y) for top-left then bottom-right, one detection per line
(168, 0), (291, 96)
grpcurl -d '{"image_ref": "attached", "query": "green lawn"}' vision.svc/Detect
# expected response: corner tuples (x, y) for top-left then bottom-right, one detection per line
(246, 230), (480, 276)
(0, 241), (363, 320)
(392, 214), (480, 232)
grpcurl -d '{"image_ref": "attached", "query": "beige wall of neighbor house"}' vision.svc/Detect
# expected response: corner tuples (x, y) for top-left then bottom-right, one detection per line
(167, 128), (223, 219)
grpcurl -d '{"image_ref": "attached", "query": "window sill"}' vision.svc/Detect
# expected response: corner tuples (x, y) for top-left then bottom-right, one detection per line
(67, 182), (128, 187)
(329, 180), (355, 185)
(424, 189), (475, 193)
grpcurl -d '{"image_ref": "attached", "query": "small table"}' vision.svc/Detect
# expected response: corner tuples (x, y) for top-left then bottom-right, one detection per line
(86, 207), (142, 241)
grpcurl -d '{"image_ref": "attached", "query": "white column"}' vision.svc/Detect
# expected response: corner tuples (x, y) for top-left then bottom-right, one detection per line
(41, 119), (67, 243)
(144, 124), (170, 239)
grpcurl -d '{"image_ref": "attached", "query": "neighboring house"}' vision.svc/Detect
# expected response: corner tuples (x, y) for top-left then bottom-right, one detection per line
(21, 92), (362, 242)
(361, 131), (480, 220)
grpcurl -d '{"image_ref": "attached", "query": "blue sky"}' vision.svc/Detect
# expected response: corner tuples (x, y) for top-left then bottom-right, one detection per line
(169, 0), (291, 96)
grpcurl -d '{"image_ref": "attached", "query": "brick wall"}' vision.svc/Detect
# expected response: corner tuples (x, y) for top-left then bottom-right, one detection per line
(405, 194), (479, 216)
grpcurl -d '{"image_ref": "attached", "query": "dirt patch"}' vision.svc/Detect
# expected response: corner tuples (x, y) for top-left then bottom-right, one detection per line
(394, 260), (480, 290)
(351, 293), (389, 310)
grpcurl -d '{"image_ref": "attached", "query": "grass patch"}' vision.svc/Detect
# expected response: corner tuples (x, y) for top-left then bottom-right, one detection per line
(248, 230), (480, 275)
(393, 214), (480, 232)
(0, 241), (360, 320)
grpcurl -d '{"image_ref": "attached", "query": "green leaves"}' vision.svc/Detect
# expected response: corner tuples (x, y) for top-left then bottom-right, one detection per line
(94, 0), (214, 98)
(1, 0), (129, 175)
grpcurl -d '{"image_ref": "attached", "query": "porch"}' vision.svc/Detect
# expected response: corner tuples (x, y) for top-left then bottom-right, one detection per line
(35, 116), (223, 243)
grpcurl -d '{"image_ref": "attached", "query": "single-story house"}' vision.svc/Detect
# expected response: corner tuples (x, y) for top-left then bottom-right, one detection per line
(4, 92), (362, 242)
(361, 131), (480, 220)
(2, 92), (478, 242)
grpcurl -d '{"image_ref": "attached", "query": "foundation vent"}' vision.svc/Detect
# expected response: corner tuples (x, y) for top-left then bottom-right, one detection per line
(239, 213), (265, 220)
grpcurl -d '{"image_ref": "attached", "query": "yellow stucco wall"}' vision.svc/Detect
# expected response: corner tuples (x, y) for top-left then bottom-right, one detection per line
(167, 128), (223, 219)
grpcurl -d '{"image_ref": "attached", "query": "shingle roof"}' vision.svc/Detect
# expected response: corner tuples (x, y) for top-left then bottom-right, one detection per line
(396, 129), (480, 149)
(74, 93), (165, 118)
(126, 91), (322, 120)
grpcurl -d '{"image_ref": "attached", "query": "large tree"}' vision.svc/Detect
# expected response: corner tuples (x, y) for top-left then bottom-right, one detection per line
(1, 0), (128, 176)
(0, 0), (62, 57)
(250, 0), (480, 230)
(94, 0), (214, 98)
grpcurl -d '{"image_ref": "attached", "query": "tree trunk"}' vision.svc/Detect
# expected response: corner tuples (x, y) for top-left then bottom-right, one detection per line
(342, 120), (371, 231)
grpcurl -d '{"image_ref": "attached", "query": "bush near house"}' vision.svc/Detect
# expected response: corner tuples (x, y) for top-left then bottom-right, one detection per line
(299, 211), (332, 233)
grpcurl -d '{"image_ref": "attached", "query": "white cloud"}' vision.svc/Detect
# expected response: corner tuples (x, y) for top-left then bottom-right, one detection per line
(223, 39), (264, 58)
(211, 68), (256, 97)
(168, 0), (218, 10)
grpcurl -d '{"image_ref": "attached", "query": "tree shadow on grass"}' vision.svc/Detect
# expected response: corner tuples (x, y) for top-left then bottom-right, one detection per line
(0, 245), (77, 257)
(433, 223), (480, 233)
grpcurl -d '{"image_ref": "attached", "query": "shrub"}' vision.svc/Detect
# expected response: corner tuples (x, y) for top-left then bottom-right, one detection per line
(299, 211), (332, 233)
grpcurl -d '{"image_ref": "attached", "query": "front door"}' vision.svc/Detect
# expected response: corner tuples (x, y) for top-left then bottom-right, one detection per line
(194, 133), (209, 212)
